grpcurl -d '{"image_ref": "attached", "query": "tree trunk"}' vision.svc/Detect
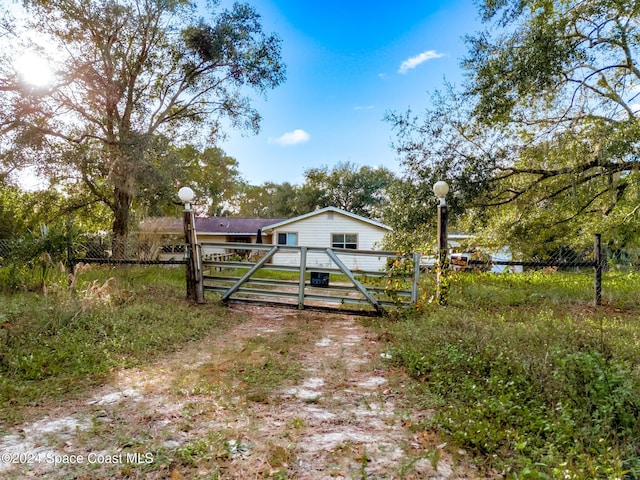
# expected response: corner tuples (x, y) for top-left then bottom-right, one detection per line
(112, 185), (133, 260)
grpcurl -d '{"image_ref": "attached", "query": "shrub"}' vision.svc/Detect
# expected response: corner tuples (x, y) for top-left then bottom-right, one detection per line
(0, 223), (74, 292)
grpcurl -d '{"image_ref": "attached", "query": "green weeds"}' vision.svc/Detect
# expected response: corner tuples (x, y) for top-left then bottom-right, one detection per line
(182, 325), (313, 405)
(0, 266), (234, 424)
(373, 271), (640, 479)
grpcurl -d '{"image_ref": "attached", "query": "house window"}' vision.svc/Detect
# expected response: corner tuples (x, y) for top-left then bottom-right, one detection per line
(277, 232), (297, 246)
(332, 233), (357, 249)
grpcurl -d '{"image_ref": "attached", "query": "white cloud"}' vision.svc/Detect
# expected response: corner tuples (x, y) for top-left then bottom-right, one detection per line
(398, 50), (445, 74)
(269, 129), (310, 146)
(354, 105), (374, 111)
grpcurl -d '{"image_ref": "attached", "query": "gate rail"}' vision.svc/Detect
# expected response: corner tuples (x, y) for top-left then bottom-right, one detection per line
(200, 242), (420, 315)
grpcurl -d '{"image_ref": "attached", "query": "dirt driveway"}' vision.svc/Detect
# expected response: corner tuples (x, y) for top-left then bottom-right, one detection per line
(0, 305), (482, 479)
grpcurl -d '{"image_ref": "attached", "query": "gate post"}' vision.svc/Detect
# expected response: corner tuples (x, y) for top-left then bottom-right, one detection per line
(433, 181), (450, 306)
(179, 187), (204, 304)
(594, 233), (602, 306)
(183, 208), (197, 302)
(298, 247), (307, 310)
(436, 193), (449, 305)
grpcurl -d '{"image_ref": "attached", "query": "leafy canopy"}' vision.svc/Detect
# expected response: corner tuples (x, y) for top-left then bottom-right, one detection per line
(0, 0), (285, 251)
(388, 0), (640, 252)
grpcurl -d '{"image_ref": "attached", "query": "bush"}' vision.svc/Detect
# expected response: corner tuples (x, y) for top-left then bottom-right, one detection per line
(0, 223), (74, 292)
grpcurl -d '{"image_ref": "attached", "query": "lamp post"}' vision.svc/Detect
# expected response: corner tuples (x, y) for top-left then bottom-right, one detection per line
(433, 181), (449, 305)
(178, 187), (204, 303)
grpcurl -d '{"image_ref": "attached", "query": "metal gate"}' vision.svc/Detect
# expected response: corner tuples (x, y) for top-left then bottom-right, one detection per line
(199, 242), (420, 315)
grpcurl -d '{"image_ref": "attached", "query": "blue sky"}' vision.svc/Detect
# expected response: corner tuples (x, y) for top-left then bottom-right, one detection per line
(217, 0), (483, 185)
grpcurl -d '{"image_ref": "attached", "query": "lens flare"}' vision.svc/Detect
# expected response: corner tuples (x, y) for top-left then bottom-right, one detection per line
(15, 52), (53, 87)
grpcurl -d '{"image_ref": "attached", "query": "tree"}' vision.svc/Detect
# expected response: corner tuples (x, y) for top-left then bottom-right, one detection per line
(231, 163), (398, 221)
(136, 143), (244, 217)
(0, 184), (26, 238)
(384, 86), (499, 250)
(465, 0), (640, 246)
(179, 145), (244, 217)
(234, 182), (302, 218)
(388, 0), (640, 251)
(0, 0), (285, 256)
(301, 162), (397, 219)
(0, 44), (48, 186)
(0, 181), (112, 239)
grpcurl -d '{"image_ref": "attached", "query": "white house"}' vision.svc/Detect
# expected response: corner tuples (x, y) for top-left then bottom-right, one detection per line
(139, 206), (392, 271)
(262, 206), (392, 271)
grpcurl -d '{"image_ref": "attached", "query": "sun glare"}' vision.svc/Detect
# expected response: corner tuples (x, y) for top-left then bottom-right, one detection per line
(15, 52), (53, 87)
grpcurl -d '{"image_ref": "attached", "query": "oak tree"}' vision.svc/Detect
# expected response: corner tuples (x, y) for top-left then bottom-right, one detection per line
(469, 0), (640, 248)
(0, 0), (285, 256)
(301, 162), (397, 219)
(389, 0), (640, 250)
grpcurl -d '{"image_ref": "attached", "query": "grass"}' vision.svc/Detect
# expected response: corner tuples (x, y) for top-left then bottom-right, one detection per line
(366, 270), (640, 479)
(0, 265), (237, 424)
(176, 325), (313, 405)
(2, 261), (639, 478)
(162, 321), (322, 478)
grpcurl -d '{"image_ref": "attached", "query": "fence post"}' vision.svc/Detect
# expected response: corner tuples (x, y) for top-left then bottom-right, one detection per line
(436, 200), (449, 306)
(183, 208), (204, 303)
(195, 243), (204, 304)
(594, 233), (602, 306)
(411, 252), (420, 304)
(66, 217), (75, 286)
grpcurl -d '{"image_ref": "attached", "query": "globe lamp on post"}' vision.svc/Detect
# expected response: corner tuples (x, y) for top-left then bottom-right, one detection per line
(433, 181), (449, 205)
(433, 181), (449, 305)
(178, 186), (203, 303)
(178, 186), (195, 211)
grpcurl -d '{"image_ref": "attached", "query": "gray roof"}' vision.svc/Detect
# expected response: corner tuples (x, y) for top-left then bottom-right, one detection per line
(139, 217), (284, 235)
(195, 217), (284, 235)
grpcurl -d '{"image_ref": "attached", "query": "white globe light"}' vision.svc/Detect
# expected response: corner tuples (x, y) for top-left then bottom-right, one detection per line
(432, 181), (449, 199)
(178, 186), (195, 203)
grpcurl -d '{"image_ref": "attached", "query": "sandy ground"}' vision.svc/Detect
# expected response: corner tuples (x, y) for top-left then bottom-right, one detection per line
(0, 305), (485, 479)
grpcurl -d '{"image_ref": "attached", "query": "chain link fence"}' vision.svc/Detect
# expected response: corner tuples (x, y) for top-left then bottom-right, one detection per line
(0, 239), (10, 263)
(605, 244), (640, 271)
(2, 231), (638, 306)
(441, 234), (639, 307)
(0, 235), (186, 266)
(454, 241), (639, 273)
(70, 235), (187, 265)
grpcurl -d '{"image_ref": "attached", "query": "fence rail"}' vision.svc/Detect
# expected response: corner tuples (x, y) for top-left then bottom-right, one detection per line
(0, 236), (187, 266)
(199, 242), (420, 315)
(2, 232), (639, 309)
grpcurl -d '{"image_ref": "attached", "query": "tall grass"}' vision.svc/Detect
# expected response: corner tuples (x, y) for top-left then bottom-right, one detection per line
(0, 266), (236, 425)
(371, 271), (640, 479)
